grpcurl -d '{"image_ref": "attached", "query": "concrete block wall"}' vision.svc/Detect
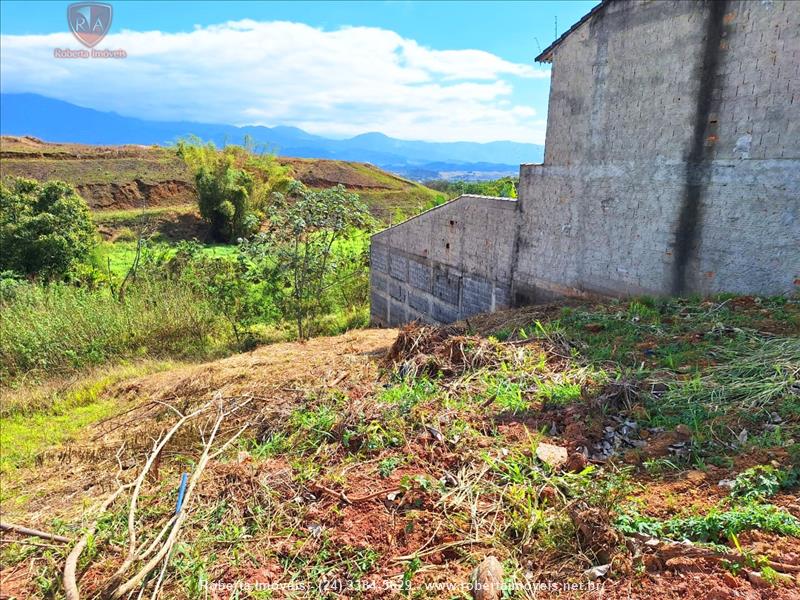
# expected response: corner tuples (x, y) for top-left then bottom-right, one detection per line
(370, 195), (517, 326)
(370, 0), (799, 327)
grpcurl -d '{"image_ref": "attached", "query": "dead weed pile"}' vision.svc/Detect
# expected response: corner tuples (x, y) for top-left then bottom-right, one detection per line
(386, 323), (511, 377)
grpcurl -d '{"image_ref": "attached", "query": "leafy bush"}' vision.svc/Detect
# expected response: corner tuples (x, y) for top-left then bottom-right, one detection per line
(177, 139), (292, 243)
(731, 465), (791, 501)
(615, 503), (800, 542)
(0, 178), (97, 278)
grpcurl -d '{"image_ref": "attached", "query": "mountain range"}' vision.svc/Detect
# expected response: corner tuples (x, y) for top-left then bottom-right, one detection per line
(0, 94), (543, 181)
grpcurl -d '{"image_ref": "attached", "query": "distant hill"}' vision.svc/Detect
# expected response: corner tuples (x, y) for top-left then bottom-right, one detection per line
(0, 94), (543, 180)
(0, 136), (441, 228)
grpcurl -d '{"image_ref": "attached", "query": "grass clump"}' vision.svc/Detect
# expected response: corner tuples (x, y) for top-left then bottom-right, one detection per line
(0, 278), (227, 383)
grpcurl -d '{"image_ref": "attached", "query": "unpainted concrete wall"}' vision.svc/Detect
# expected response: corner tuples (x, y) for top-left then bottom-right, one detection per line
(370, 195), (517, 326)
(370, 0), (800, 327)
(515, 0), (799, 302)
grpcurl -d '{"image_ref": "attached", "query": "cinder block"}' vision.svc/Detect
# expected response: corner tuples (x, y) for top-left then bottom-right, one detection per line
(433, 301), (459, 324)
(408, 291), (430, 313)
(433, 267), (460, 305)
(370, 291), (388, 323)
(409, 259), (432, 292)
(389, 300), (407, 326)
(371, 244), (388, 273)
(494, 284), (512, 309)
(389, 279), (406, 301)
(389, 255), (408, 282)
(371, 274), (387, 293)
(462, 276), (493, 315)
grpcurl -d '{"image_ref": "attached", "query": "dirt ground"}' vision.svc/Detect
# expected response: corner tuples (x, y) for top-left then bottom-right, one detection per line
(1, 300), (798, 599)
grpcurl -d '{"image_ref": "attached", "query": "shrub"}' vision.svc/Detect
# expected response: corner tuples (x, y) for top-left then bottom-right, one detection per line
(177, 139), (292, 243)
(244, 182), (373, 339)
(0, 178), (97, 278)
(731, 465), (791, 501)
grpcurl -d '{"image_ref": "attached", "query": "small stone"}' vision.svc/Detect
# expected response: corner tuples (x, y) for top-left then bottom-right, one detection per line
(686, 470), (705, 484)
(583, 564), (611, 581)
(472, 555), (503, 600)
(746, 571), (768, 588)
(718, 479), (735, 489)
(237, 450), (252, 463)
(564, 452), (588, 472)
(720, 571), (739, 588)
(675, 424), (692, 438)
(536, 442), (569, 468)
(539, 486), (558, 503)
(425, 426), (445, 443)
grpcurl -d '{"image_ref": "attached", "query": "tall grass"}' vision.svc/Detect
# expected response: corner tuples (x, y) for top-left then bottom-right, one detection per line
(0, 279), (229, 384)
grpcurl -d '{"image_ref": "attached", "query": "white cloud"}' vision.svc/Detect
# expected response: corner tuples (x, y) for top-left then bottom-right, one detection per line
(0, 20), (550, 143)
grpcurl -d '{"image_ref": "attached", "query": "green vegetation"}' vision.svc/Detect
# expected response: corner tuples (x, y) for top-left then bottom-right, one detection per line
(731, 465), (797, 501)
(177, 138), (292, 242)
(616, 502), (800, 542)
(0, 274), (226, 381)
(423, 176), (518, 200)
(0, 362), (177, 475)
(2, 293), (798, 597)
(246, 181), (373, 339)
(1, 143), (375, 386)
(0, 178), (97, 278)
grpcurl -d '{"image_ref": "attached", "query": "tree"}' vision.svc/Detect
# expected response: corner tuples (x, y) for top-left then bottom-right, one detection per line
(177, 139), (293, 243)
(0, 178), (97, 278)
(244, 182), (373, 340)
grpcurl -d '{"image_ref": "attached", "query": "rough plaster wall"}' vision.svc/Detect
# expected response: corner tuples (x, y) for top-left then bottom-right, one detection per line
(515, 0), (800, 302)
(370, 0), (799, 326)
(369, 195), (517, 326)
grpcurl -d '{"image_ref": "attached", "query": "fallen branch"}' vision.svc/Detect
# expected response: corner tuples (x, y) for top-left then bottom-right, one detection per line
(311, 484), (401, 505)
(0, 538), (64, 549)
(108, 400), (216, 590)
(0, 522), (70, 544)
(109, 405), (228, 599)
(63, 483), (132, 600)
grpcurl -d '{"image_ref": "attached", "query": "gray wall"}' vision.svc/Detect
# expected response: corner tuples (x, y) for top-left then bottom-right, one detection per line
(514, 0), (799, 303)
(370, 0), (799, 326)
(370, 195), (517, 326)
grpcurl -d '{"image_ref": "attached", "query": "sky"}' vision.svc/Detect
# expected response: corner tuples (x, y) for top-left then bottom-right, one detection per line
(0, 1), (597, 143)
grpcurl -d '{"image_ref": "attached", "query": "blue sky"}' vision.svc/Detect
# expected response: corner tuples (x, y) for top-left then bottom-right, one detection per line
(0, 1), (597, 143)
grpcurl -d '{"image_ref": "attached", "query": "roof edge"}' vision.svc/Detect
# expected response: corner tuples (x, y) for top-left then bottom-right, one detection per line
(534, 0), (610, 63)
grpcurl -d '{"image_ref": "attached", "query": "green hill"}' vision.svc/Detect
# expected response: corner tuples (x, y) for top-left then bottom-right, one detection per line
(0, 136), (441, 226)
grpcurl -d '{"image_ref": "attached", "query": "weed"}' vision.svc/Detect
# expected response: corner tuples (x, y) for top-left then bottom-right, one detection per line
(378, 456), (403, 478)
(616, 502), (800, 543)
(730, 465), (791, 501)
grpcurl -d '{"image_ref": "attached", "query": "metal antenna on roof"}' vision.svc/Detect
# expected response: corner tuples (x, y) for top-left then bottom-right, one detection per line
(534, 37), (542, 53)
(555, 16), (558, 40)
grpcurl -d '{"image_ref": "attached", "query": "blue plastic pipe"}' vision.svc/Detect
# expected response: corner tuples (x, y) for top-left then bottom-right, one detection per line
(175, 472), (189, 514)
